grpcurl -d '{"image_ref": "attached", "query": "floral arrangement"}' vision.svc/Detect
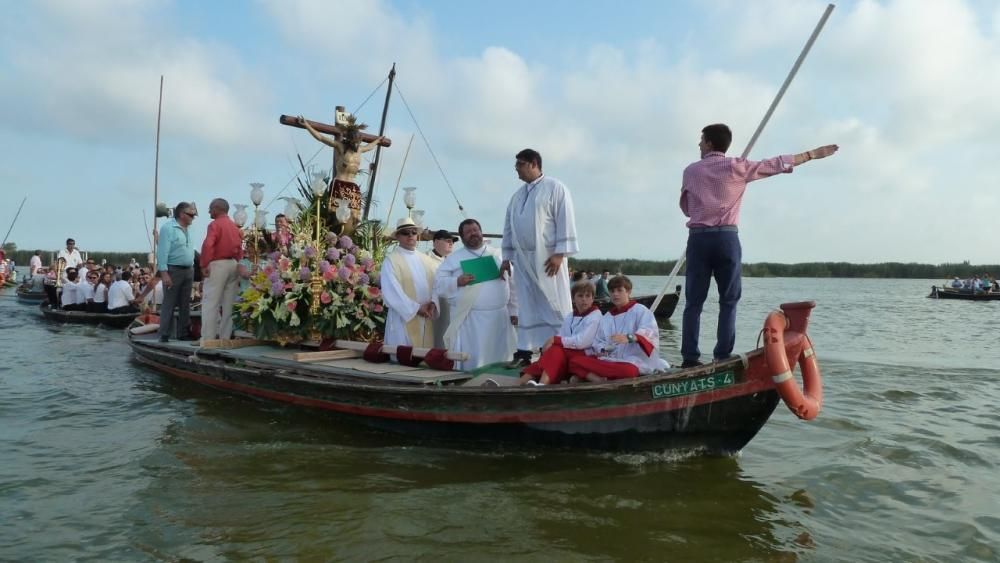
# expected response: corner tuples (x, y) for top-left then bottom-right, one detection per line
(234, 220), (387, 344)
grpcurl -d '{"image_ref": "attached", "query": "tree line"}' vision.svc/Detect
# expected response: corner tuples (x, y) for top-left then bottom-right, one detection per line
(569, 258), (998, 279)
(3, 242), (995, 279)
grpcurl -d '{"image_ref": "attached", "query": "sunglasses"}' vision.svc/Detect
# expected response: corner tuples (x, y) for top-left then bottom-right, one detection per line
(87, 275), (98, 279)
(398, 229), (418, 236)
(183, 212), (197, 218)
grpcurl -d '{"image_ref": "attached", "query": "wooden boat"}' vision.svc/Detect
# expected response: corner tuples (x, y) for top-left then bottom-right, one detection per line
(16, 285), (46, 302)
(127, 301), (823, 454)
(928, 285), (1000, 301)
(39, 302), (141, 328)
(597, 285), (682, 319)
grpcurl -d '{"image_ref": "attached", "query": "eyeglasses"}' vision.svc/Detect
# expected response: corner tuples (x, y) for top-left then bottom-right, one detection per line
(397, 229), (418, 236)
(87, 275), (98, 279)
(183, 212), (197, 218)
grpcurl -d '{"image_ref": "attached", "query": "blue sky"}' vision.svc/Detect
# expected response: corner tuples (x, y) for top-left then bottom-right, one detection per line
(1, 0), (999, 264)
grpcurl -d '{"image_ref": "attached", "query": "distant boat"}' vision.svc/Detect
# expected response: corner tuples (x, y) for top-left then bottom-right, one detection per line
(928, 285), (1000, 301)
(596, 285), (682, 319)
(39, 303), (140, 328)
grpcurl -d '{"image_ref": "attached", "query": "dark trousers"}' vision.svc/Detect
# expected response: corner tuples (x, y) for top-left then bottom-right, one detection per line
(682, 231), (742, 363)
(158, 266), (193, 340)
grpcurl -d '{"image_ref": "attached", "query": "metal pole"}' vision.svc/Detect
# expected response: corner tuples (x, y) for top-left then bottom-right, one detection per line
(362, 63), (396, 221)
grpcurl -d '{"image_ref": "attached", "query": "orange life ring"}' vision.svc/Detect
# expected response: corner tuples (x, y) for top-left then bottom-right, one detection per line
(763, 311), (823, 420)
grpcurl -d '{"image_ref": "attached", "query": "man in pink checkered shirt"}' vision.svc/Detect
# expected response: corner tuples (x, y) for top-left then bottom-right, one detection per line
(678, 123), (838, 368)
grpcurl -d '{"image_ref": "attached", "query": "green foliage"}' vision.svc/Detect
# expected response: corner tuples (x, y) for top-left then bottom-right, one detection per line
(569, 258), (1000, 279)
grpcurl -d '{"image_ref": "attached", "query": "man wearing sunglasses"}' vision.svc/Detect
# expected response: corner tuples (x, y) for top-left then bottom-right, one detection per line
(380, 217), (439, 350)
(155, 201), (198, 342)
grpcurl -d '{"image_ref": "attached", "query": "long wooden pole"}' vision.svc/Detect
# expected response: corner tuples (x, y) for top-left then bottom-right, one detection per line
(1, 196), (27, 248)
(649, 3), (835, 314)
(152, 75), (164, 269)
(363, 63), (396, 221)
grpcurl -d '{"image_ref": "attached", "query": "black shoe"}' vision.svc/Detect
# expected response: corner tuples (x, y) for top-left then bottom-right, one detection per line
(680, 359), (703, 369)
(506, 357), (532, 369)
(158, 336), (170, 343)
(178, 334), (198, 341)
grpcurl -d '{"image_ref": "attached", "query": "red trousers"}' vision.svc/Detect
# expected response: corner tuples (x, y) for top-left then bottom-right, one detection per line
(567, 355), (640, 380)
(521, 344), (587, 384)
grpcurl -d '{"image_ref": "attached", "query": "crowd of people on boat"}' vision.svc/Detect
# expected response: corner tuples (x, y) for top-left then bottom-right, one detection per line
(947, 274), (999, 293)
(27, 122), (839, 383)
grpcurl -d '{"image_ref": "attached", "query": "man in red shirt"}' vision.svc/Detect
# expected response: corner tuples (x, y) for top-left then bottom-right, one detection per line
(200, 198), (244, 342)
(679, 123), (837, 368)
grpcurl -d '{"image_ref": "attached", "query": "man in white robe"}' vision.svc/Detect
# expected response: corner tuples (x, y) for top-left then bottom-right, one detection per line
(501, 148), (579, 367)
(434, 219), (517, 371)
(380, 217), (439, 349)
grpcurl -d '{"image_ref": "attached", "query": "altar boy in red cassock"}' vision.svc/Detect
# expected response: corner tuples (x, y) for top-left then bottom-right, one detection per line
(568, 275), (669, 382)
(518, 279), (602, 386)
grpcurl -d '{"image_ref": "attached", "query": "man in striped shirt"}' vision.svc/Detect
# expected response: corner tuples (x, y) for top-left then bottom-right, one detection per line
(679, 123), (837, 368)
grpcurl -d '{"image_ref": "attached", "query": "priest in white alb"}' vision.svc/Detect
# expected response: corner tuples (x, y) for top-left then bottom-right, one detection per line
(434, 219), (517, 371)
(501, 148), (578, 368)
(380, 217), (439, 349)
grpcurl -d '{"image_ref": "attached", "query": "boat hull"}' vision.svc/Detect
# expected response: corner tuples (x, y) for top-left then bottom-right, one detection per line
(128, 333), (798, 454)
(40, 303), (140, 328)
(928, 285), (1000, 301)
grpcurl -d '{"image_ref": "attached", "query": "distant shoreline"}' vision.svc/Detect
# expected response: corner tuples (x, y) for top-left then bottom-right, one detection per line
(5, 248), (996, 280)
(568, 258), (999, 279)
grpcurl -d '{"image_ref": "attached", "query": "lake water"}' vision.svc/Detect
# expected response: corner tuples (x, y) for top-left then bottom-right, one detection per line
(2, 275), (998, 561)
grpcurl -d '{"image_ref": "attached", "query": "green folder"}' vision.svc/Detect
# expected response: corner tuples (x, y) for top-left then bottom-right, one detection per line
(460, 256), (501, 285)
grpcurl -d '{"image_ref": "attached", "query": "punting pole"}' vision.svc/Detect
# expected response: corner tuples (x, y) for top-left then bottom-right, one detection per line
(1, 196), (27, 248)
(649, 3), (835, 315)
(152, 75), (164, 270)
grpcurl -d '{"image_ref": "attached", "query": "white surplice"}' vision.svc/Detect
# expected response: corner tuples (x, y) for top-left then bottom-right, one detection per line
(434, 244), (517, 371)
(502, 175), (579, 351)
(380, 247), (439, 347)
(590, 302), (670, 374)
(426, 249), (449, 348)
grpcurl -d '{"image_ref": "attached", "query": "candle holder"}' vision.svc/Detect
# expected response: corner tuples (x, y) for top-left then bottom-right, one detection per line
(248, 182), (265, 265)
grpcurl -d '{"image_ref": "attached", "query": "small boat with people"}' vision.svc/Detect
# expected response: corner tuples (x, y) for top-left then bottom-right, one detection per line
(39, 302), (141, 328)
(929, 274), (1000, 300)
(127, 301), (823, 454)
(597, 285), (681, 319)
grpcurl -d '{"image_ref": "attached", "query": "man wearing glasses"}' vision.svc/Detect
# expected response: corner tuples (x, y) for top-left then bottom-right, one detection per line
(380, 217), (439, 350)
(501, 148), (578, 368)
(155, 202), (198, 342)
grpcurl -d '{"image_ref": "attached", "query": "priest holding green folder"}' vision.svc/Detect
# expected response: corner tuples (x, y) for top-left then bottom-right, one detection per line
(433, 219), (517, 370)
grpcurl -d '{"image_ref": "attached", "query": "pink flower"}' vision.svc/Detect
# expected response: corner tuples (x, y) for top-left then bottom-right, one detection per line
(320, 291), (332, 304)
(278, 257), (291, 272)
(322, 269), (336, 281)
(287, 301), (297, 312)
(367, 286), (381, 298)
(374, 304), (384, 313)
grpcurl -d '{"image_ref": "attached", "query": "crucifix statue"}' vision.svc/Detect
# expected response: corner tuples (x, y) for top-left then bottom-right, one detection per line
(279, 110), (392, 235)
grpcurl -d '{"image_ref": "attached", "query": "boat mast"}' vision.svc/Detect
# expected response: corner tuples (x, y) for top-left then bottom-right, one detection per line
(152, 75), (164, 268)
(362, 63), (396, 222)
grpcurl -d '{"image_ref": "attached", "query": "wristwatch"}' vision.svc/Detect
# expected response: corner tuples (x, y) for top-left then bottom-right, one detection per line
(627, 333), (636, 344)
